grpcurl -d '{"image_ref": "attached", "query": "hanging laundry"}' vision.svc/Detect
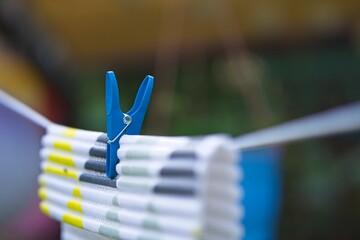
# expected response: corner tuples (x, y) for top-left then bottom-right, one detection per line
(38, 123), (243, 240)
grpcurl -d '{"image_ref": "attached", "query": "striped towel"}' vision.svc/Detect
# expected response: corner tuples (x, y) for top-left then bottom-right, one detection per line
(38, 124), (244, 240)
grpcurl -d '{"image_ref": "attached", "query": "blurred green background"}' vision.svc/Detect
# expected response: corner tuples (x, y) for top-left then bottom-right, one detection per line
(0, 0), (360, 239)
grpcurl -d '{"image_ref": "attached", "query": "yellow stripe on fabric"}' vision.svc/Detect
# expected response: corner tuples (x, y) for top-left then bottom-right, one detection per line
(39, 178), (46, 186)
(53, 141), (72, 152)
(62, 128), (77, 138)
(72, 186), (82, 198)
(38, 188), (47, 200)
(62, 214), (83, 229)
(67, 200), (83, 213)
(44, 165), (78, 179)
(48, 153), (76, 167)
(192, 227), (202, 239)
(39, 202), (50, 216)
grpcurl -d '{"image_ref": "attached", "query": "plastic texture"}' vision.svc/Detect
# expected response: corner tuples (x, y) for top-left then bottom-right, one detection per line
(106, 71), (154, 178)
(240, 147), (282, 240)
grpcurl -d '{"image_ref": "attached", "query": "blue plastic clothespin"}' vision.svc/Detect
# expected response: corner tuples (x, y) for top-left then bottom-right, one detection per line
(106, 71), (154, 179)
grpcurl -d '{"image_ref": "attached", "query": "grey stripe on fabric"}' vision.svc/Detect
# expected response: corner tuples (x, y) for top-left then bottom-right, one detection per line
(153, 183), (195, 196)
(84, 160), (106, 173)
(79, 173), (117, 188)
(89, 145), (106, 158)
(96, 134), (109, 144)
(159, 167), (195, 178)
(169, 150), (198, 160)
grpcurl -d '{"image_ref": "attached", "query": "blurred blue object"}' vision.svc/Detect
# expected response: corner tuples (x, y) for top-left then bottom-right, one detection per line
(106, 71), (154, 178)
(240, 147), (283, 240)
(0, 105), (42, 223)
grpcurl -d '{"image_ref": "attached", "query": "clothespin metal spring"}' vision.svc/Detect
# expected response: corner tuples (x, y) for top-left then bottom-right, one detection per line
(107, 114), (132, 144)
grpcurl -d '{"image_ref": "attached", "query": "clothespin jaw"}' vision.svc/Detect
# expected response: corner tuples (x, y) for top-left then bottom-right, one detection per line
(106, 71), (154, 178)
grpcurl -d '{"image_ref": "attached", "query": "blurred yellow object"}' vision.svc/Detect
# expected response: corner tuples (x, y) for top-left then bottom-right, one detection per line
(0, 47), (47, 111)
(26, 0), (360, 63)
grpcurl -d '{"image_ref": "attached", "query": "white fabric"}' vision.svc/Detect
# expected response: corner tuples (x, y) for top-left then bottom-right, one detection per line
(39, 127), (244, 240)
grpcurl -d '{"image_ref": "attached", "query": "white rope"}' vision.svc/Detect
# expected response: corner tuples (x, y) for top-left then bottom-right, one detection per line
(234, 102), (360, 150)
(0, 89), (51, 128)
(1, 88), (360, 150)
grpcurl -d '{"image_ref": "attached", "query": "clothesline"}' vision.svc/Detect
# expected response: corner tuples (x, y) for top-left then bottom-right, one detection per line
(1, 89), (360, 150)
(0, 90), (51, 128)
(233, 102), (360, 150)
